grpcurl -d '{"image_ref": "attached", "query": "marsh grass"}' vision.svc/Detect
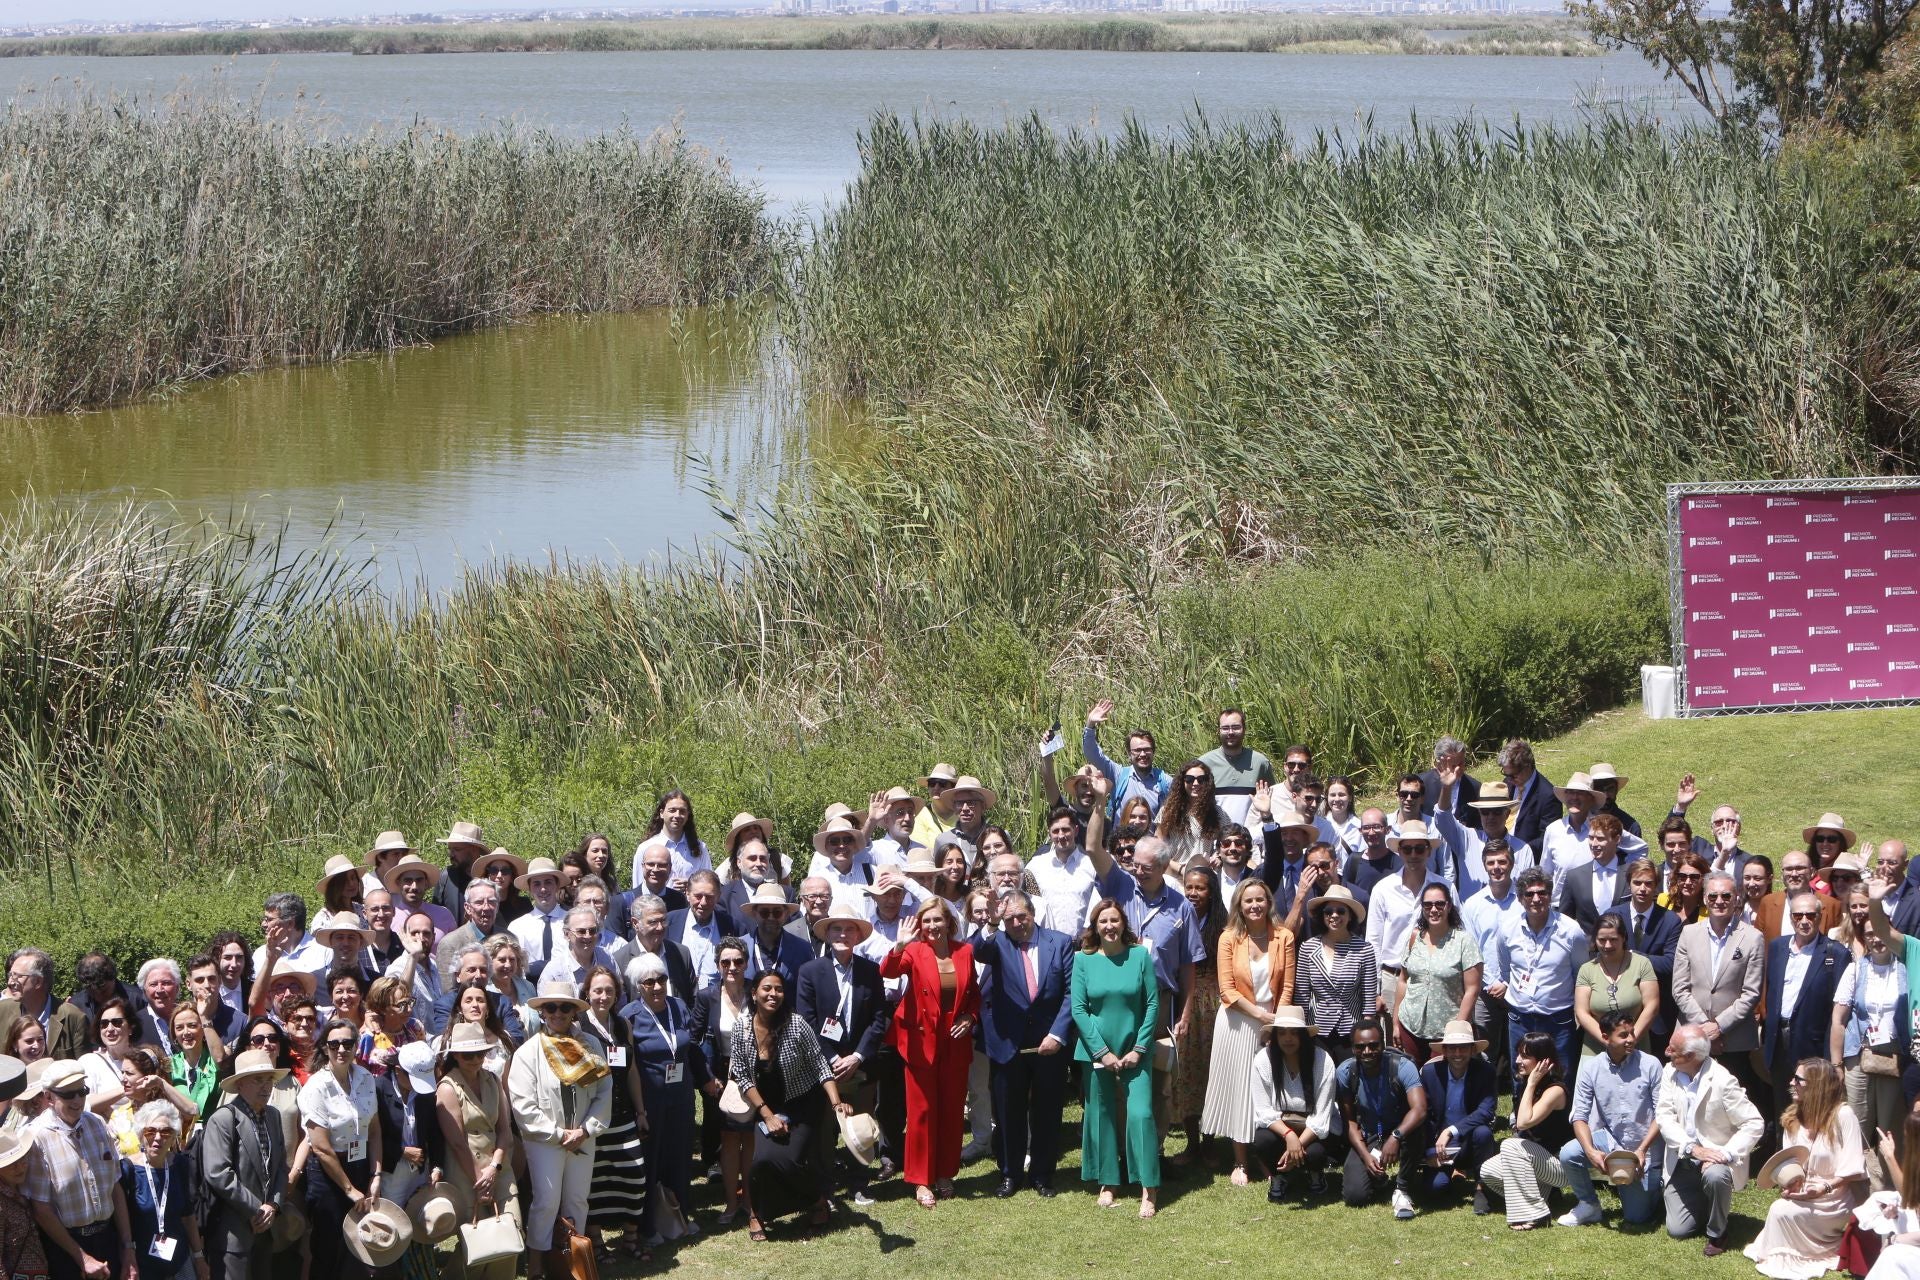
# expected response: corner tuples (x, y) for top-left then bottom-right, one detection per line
(0, 91), (776, 414)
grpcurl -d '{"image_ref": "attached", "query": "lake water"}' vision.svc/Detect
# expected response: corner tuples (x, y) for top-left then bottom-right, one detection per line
(2, 49), (1699, 584)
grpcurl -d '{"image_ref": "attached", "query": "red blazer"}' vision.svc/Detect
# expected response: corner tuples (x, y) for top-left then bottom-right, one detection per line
(878, 941), (979, 1067)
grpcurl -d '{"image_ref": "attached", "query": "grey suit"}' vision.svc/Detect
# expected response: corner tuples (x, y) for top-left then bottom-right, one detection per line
(201, 1097), (289, 1280)
(1671, 919), (1766, 1053)
(436, 921), (487, 982)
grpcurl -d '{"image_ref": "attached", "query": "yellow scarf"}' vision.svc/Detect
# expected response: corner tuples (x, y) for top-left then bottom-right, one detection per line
(540, 1034), (610, 1086)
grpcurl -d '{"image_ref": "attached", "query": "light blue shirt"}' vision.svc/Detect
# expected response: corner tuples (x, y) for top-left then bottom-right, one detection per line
(1572, 1048), (1662, 1149)
(1461, 884), (1522, 961)
(1487, 911), (1589, 1014)
(1431, 809), (1535, 899)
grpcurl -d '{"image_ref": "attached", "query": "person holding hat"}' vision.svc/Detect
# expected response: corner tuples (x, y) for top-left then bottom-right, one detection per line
(202, 1051), (288, 1280)
(796, 908), (888, 1202)
(1656, 1024), (1763, 1256)
(509, 976), (610, 1279)
(1746, 1057), (1868, 1276)
(297, 1015), (382, 1280)
(0, 1127), (49, 1280)
(633, 791), (711, 890)
(1415, 1022), (1499, 1212)
(119, 1100), (208, 1280)
(429, 822), (491, 917)
(24, 1057), (134, 1280)
(435, 1020), (519, 1276)
(1557, 1009), (1664, 1227)
(1432, 781), (1537, 900)
(1040, 753), (1102, 833)
(1249, 1007), (1335, 1204)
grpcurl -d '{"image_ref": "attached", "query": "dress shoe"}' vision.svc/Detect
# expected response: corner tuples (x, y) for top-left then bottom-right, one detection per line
(1031, 1181), (1056, 1198)
(995, 1178), (1018, 1199)
(1703, 1237), (1729, 1258)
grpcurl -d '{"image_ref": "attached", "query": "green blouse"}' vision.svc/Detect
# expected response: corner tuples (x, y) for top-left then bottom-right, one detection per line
(1398, 927), (1484, 1041)
(1069, 945), (1158, 1063)
(1575, 953), (1658, 1051)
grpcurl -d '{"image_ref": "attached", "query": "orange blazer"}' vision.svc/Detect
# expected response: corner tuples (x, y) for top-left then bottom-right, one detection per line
(878, 940), (979, 1067)
(1756, 891), (1843, 940)
(1216, 927), (1295, 1013)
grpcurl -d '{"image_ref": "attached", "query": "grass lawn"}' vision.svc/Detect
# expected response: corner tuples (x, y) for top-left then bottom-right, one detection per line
(622, 701), (1917, 1278)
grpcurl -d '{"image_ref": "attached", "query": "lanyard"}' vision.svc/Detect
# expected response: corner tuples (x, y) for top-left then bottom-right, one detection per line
(142, 1162), (169, 1238)
(638, 1001), (680, 1052)
(835, 964), (853, 1026)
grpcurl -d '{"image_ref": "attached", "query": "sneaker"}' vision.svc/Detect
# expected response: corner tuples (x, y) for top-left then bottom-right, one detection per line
(1392, 1189), (1417, 1219)
(1267, 1174), (1290, 1204)
(1555, 1201), (1604, 1227)
(1306, 1172), (1327, 1197)
(850, 1190), (875, 1207)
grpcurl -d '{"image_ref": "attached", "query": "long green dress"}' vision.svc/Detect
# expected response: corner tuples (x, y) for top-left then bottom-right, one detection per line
(1070, 944), (1160, 1189)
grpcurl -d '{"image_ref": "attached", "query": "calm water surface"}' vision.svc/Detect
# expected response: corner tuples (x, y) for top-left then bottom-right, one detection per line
(2, 50), (1700, 584)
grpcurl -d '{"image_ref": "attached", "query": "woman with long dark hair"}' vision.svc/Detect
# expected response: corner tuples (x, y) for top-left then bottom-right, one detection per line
(1248, 1007), (1335, 1204)
(1479, 1030), (1573, 1230)
(730, 969), (850, 1242)
(1392, 883), (1482, 1063)
(297, 1016), (382, 1280)
(1158, 761), (1223, 871)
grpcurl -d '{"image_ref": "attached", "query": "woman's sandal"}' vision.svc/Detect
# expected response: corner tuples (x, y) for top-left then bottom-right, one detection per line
(748, 1220), (769, 1242)
(915, 1186), (938, 1209)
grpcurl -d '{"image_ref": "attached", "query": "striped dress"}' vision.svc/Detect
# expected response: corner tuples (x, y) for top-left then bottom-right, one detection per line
(1296, 935), (1379, 1042)
(582, 1014), (648, 1226)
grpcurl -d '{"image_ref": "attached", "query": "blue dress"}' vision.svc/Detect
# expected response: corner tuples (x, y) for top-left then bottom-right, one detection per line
(621, 997), (705, 1235)
(120, 1154), (196, 1280)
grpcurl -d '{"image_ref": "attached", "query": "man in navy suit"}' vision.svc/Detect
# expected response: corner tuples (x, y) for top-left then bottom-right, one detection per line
(970, 891), (1075, 1198)
(1498, 739), (1562, 849)
(1761, 892), (1850, 1106)
(797, 907), (892, 1203)
(1555, 816), (1638, 942)
(666, 870), (740, 990)
(1619, 862), (1682, 1036)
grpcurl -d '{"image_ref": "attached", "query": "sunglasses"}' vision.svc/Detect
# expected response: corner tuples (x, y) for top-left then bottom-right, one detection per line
(718, 958), (746, 968)
(1423, 901), (1450, 910)
(98, 1017), (127, 1028)
(1814, 834), (1843, 843)
(326, 1039), (357, 1050)
(1790, 910), (1822, 919)
(51, 1086), (87, 1101)
(1397, 790), (1423, 800)
(249, 1033), (282, 1045)
(1183, 774), (1208, 785)
(1705, 892), (1735, 902)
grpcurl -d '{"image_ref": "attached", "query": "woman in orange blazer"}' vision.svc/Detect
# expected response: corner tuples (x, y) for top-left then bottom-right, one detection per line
(878, 895), (979, 1208)
(1199, 878), (1296, 1183)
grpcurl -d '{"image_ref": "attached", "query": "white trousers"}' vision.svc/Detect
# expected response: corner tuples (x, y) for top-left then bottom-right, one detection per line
(524, 1138), (596, 1249)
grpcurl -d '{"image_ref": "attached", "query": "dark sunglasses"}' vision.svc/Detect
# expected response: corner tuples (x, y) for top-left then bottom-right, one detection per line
(249, 1034), (282, 1045)
(51, 1086), (88, 1101)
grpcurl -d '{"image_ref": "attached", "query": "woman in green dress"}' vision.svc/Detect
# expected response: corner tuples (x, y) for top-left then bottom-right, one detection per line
(1572, 911), (1659, 1054)
(1070, 897), (1161, 1218)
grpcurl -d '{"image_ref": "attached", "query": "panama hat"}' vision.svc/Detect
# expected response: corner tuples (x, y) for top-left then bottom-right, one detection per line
(1304, 883), (1367, 925)
(838, 1111), (884, 1167)
(812, 903), (875, 944)
(438, 821), (489, 850)
(1553, 772), (1603, 806)
(15, 1057), (53, 1104)
(269, 1200), (308, 1251)
(368, 830), (414, 857)
(314, 854), (363, 902)
(343, 1197), (415, 1268)
(406, 1178), (471, 1245)
(1829, 853), (1867, 877)
(1603, 1149), (1641, 1186)
(1802, 813), (1858, 849)
(876, 785), (926, 821)
(0, 1131), (32, 1172)
(743, 882), (802, 917)
(864, 870), (908, 898)
(1385, 818), (1438, 852)
(722, 812), (775, 860)
(312, 911), (373, 948)
(901, 847), (941, 877)
(516, 856), (564, 892)
(471, 848), (529, 880)
(263, 968), (318, 1000)
(1271, 808), (1317, 838)
(819, 802), (856, 828)
(527, 975), (587, 1013)
(921, 763), (959, 788)
(1061, 765), (1102, 800)
(442, 1022), (495, 1057)
(220, 1049), (289, 1092)
(1757, 1144), (1812, 1190)
(1469, 781), (1520, 810)
(812, 816), (865, 857)
(381, 853), (443, 894)
(0, 1055), (23, 1104)
(1588, 763), (1629, 791)
(934, 775), (997, 817)
(1436, 1019), (1489, 1054)
(1262, 1006), (1318, 1038)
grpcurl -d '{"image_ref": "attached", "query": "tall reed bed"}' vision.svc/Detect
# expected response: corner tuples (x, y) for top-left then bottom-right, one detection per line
(0, 92), (776, 415)
(793, 114), (1910, 560)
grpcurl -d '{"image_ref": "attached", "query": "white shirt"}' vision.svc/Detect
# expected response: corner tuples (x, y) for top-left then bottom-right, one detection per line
(1539, 818), (1649, 884)
(1318, 814), (1363, 857)
(252, 934), (333, 983)
(1028, 848), (1101, 936)
(1364, 871), (1452, 971)
(811, 859), (878, 911)
(1781, 936), (1816, 1017)
(297, 1066), (378, 1152)
(632, 832), (710, 887)
(508, 905), (569, 970)
(1431, 809), (1535, 899)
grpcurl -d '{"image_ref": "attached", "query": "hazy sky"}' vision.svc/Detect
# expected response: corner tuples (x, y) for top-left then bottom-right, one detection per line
(16, 0), (698, 26)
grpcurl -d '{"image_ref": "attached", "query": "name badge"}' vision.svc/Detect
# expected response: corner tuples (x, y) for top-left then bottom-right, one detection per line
(149, 1237), (178, 1263)
(821, 1017), (845, 1042)
(607, 1047), (628, 1069)
(345, 1134), (368, 1162)
(664, 1062), (685, 1085)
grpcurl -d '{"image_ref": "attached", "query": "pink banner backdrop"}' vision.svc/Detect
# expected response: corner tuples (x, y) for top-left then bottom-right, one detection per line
(1677, 484), (1920, 712)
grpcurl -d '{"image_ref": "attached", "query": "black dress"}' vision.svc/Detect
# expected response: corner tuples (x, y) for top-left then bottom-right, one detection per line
(747, 1054), (833, 1221)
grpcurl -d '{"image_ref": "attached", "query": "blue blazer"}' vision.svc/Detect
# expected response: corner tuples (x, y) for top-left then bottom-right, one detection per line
(1629, 903), (1684, 1035)
(967, 926), (1075, 1064)
(1762, 934), (1851, 1067)
(666, 906), (743, 951)
(1417, 1055), (1498, 1135)
(795, 954), (890, 1063)
(1511, 772), (1563, 849)
(738, 929), (815, 1001)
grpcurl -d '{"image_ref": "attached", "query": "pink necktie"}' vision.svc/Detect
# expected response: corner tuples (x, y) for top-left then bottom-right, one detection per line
(1024, 943), (1039, 1000)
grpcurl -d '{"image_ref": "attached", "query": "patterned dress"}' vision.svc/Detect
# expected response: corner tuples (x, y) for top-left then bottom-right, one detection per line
(1171, 912), (1224, 1121)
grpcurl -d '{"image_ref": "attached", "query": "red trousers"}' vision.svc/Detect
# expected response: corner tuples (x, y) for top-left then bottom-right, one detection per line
(900, 1036), (973, 1187)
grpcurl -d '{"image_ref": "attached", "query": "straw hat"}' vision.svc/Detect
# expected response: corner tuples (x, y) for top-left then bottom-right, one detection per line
(220, 1049), (289, 1092)
(876, 785), (926, 821)
(0, 1055), (23, 1104)
(1603, 1149), (1641, 1187)
(527, 975), (587, 1014)
(838, 1111), (884, 1167)
(39, 1059), (84, 1095)
(343, 1197), (414, 1268)
(406, 1178), (471, 1245)
(396, 1041), (439, 1095)
(1061, 765), (1102, 800)
(516, 856), (564, 892)
(933, 775), (997, 817)
(16, 1057), (53, 1104)
(1757, 1144), (1812, 1190)
(812, 904), (875, 944)
(312, 911), (373, 948)
(0, 1131), (32, 1172)
(1830, 853), (1867, 877)
(1385, 818), (1437, 852)
(820, 802), (856, 828)
(1436, 1019), (1489, 1054)
(864, 871), (908, 898)
(1262, 1006), (1317, 1038)
(1553, 772), (1602, 806)
(1802, 813), (1858, 849)
(270, 1200), (308, 1251)
(901, 848), (941, 877)
(921, 762), (959, 788)
(722, 813), (775, 860)
(1588, 763), (1629, 791)
(471, 848), (528, 880)
(1271, 808), (1317, 838)
(438, 821), (489, 851)
(812, 816), (865, 857)
(443, 1022), (494, 1057)
(742, 882), (801, 917)
(1304, 883), (1367, 925)
(368, 830), (414, 858)
(314, 854), (363, 901)
(1469, 781), (1520, 810)
(264, 968), (318, 1000)
(381, 853), (443, 893)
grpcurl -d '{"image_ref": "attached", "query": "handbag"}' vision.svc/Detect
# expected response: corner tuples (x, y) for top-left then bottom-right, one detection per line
(557, 1217), (599, 1280)
(646, 1183), (690, 1241)
(459, 1211), (524, 1270)
(1153, 1036), (1176, 1073)
(718, 1080), (753, 1122)
(1861, 1045), (1901, 1078)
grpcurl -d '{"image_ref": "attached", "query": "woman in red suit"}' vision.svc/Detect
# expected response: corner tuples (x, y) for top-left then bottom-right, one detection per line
(879, 895), (979, 1208)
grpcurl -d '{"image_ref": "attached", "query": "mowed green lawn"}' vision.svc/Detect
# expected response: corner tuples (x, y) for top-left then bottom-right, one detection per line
(618, 702), (1920, 1279)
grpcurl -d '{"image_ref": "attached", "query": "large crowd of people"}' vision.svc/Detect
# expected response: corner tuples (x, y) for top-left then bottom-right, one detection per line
(0, 704), (1917, 1278)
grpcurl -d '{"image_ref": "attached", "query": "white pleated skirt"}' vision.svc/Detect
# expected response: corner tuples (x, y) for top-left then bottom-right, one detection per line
(1199, 1003), (1264, 1144)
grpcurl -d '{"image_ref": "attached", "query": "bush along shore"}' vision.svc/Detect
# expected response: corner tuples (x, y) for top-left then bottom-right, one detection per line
(0, 92), (778, 415)
(0, 15), (1601, 58)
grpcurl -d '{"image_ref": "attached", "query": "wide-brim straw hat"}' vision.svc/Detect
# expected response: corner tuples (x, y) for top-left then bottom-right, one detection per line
(368, 830), (414, 858)
(406, 1178), (471, 1245)
(921, 762), (959, 788)
(314, 854), (363, 901)
(527, 975), (587, 1013)
(723, 812), (775, 860)
(443, 1022), (494, 1057)
(15, 1058), (53, 1104)
(1305, 884), (1367, 925)
(1062, 765), (1102, 799)
(1757, 1144), (1812, 1190)
(1553, 772), (1602, 807)
(1385, 818), (1437, 851)
(263, 968), (318, 1000)
(1603, 1149), (1641, 1186)
(270, 1200), (308, 1251)
(901, 849), (941, 877)
(1588, 762), (1628, 791)
(516, 856), (564, 891)
(381, 853), (443, 893)
(0, 1131), (32, 1172)
(813, 816), (864, 857)
(877, 785), (926, 821)
(1262, 1006), (1317, 1037)
(0, 1055), (23, 1104)
(1470, 781), (1519, 810)
(838, 1111), (884, 1167)
(438, 821), (489, 851)
(933, 774), (997, 818)
(1830, 853), (1868, 877)
(1272, 808), (1317, 838)
(343, 1197), (415, 1268)
(220, 1049), (290, 1092)
(743, 882), (801, 917)
(1436, 1019), (1489, 1053)
(472, 848), (529, 880)
(812, 904), (875, 943)
(1802, 813), (1858, 848)
(312, 910), (374, 948)
(864, 872), (908, 898)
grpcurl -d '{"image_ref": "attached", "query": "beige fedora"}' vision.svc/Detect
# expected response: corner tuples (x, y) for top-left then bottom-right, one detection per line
(406, 1178), (471, 1245)
(527, 974), (587, 1014)
(314, 854), (363, 902)
(1603, 1149), (1641, 1187)
(1271, 808), (1317, 838)
(38, 1058), (84, 1094)
(743, 882), (801, 917)
(515, 856), (564, 892)
(1061, 765), (1102, 802)
(312, 911), (374, 948)
(1304, 883), (1367, 925)
(864, 870), (908, 898)
(15, 1058), (52, 1104)
(1436, 1019), (1489, 1054)
(343, 1197), (414, 1268)
(838, 1111), (883, 1167)
(1469, 781), (1520, 810)
(722, 812), (775, 860)
(369, 830), (414, 857)
(1757, 1144), (1812, 1190)
(269, 1199), (307, 1251)
(901, 848), (941, 877)
(438, 821), (488, 850)
(0, 1131), (32, 1172)
(934, 774), (997, 817)
(1262, 1005), (1318, 1038)
(1588, 762), (1629, 791)
(471, 848), (529, 880)
(811, 904), (875, 944)
(263, 968), (318, 1000)
(1802, 812), (1858, 849)
(812, 816), (865, 857)
(876, 785), (926, 821)
(443, 1022), (494, 1056)
(219, 1049), (289, 1092)
(1553, 772), (1602, 807)
(820, 802), (856, 828)
(381, 853), (443, 894)
(921, 762), (959, 788)
(1385, 818), (1438, 852)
